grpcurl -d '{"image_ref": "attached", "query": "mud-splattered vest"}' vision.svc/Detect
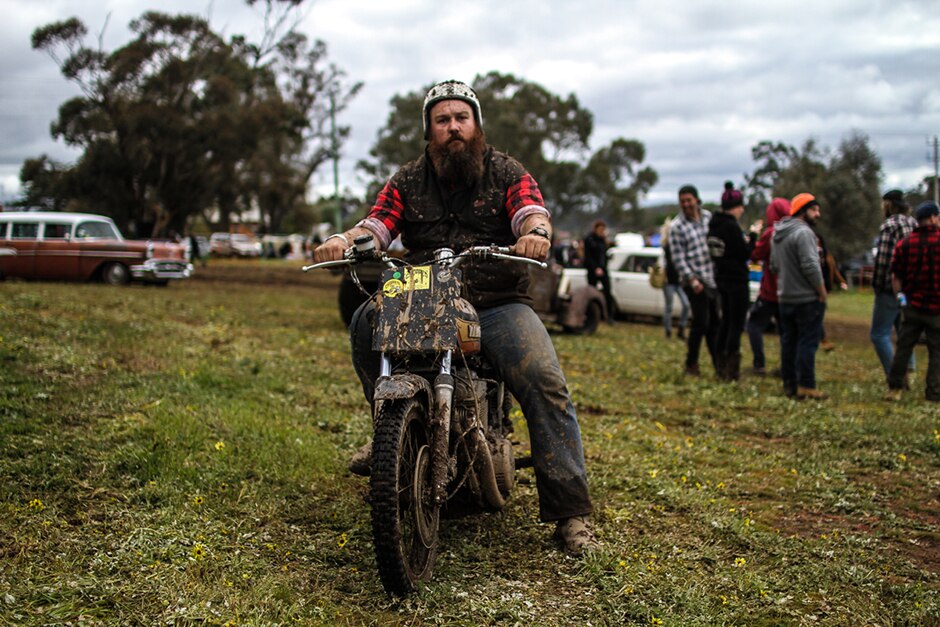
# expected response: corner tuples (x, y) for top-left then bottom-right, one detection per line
(391, 147), (534, 309)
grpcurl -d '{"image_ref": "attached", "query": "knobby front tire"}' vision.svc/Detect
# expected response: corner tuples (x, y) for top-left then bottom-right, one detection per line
(370, 397), (439, 595)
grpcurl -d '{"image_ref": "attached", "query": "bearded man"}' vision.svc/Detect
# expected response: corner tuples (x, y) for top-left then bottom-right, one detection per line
(770, 193), (828, 400)
(313, 80), (597, 556)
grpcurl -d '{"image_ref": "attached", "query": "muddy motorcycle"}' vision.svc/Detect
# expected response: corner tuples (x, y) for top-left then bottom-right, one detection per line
(304, 236), (546, 595)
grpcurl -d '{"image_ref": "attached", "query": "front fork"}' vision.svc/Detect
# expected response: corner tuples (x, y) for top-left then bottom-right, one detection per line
(379, 351), (453, 507)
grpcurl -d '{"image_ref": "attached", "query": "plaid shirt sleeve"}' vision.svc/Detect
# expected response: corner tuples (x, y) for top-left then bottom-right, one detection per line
(357, 179), (405, 249)
(874, 215), (916, 292)
(506, 172), (549, 236)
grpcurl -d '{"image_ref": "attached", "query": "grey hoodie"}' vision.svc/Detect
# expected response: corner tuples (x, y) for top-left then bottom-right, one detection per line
(770, 216), (823, 304)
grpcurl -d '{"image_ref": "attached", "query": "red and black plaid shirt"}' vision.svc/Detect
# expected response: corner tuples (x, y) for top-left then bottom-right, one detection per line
(891, 224), (940, 314)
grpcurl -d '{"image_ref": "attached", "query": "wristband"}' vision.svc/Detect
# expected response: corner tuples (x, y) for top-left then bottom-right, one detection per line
(527, 226), (551, 240)
(325, 233), (349, 247)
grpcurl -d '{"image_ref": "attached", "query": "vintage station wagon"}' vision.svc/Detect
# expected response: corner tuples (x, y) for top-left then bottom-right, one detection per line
(0, 211), (192, 285)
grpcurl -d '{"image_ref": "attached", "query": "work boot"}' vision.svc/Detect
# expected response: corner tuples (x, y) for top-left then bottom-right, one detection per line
(750, 366), (767, 376)
(884, 389), (902, 402)
(553, 515), (599, 557)
(348, 440), (372, 476)
(714, 353), (727, 379)
(796, 386), (827, 400)
(821, 339), (835, 352)
(726, 352), (741, 381)
(677, 326), (686, 340)
(684, 363), (701, 376)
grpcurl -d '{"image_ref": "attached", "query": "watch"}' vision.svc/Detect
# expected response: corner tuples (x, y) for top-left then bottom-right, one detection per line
(527, 226), (551, 240)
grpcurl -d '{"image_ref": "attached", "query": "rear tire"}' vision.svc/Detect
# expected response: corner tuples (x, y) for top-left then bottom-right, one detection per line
(370, 397), (438, 595)
(101, 262), (130, 286)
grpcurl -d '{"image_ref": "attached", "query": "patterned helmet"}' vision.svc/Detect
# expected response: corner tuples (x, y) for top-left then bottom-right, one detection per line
(422, 80), (483, 139)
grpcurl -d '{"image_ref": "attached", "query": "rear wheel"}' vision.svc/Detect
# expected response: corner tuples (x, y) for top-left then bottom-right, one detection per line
(370, 397), (438, 595)
(101, 262), (130, 286)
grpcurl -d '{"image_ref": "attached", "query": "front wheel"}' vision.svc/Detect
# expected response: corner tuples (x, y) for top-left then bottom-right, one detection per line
(100, 262), (130, 286)
(370, 397), (439, 595)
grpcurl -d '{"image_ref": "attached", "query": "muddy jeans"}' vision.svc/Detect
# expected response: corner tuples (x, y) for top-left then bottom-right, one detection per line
(350, 300), (593, 522)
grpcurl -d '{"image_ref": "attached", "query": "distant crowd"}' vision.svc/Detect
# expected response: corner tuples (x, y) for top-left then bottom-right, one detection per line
(580, 185), (940, 402)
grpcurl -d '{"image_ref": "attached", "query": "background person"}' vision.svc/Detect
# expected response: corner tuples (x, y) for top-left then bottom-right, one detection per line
(668, 184), (719, 376)
(885, 201), (940, 402)
(660, 218), (690, 339)
(771, 193), (828, 399)
(871, 189), (918, 375)
(707, 182), (759, 380)
(747, 198), (790, 375)
(583, 219), (614, 323)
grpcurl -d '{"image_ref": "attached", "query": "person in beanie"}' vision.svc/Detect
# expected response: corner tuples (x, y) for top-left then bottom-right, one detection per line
(871, 189), (918, 375)
(746, 197), (791, 375)
(707, 182), (760, 380)
(885, 201), (940, 402)
(583, 219), (614, 322)
(770, 193), (828, 399)
(668, 184), (719, 376)
(314, 79), (597, 556)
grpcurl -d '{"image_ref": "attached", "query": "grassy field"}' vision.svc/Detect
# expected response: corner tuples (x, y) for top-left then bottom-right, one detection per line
(1, 260), (938, 625)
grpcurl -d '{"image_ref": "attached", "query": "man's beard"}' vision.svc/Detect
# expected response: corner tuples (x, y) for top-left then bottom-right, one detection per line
(429, 129), (486, 186)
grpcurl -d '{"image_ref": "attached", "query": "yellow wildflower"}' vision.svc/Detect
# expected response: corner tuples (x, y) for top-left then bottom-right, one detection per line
(193, 495), (204, 506)
(734, 557), (746, 568)
(337, 532), (348, 548)
(648, 469), (658, 478)
(28, 499), (44, 511)
(215, 441), (226, 451)
(897, 453), (907, 463)
(191, 544), (205, 560)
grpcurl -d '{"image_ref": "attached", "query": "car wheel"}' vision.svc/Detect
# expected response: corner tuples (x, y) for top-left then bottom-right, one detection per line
(565, 300), (602, 335)
(101, 262), (130, 286)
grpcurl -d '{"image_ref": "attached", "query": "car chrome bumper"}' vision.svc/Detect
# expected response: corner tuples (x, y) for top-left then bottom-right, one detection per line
(130, 259), (194, 281)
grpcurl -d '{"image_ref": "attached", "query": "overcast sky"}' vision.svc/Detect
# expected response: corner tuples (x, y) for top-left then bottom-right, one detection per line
(1, 0), (938, 208)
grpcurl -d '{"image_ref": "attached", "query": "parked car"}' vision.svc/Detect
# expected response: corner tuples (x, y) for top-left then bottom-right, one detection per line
(0, 211), (192, 285)
(564, 237), (759, 319)
(209, 232), (263, 258)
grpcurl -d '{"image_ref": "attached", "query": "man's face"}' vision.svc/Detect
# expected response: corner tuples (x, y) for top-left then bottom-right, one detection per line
(428, 100), (476, 151)
(678, 192), (699, 218)
(804, 205), (821, 226)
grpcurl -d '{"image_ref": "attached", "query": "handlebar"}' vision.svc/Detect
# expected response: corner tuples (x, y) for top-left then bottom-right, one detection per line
(303, 243), (547, 273)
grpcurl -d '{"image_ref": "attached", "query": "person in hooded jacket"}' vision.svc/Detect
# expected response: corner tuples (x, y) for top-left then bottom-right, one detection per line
(771, 193), (828, 399)
(746, 198), (791, 375)
(707, 182), (759, 380)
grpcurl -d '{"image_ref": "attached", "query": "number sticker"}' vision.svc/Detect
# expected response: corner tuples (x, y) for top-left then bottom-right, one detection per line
(403, 266), (431, 291)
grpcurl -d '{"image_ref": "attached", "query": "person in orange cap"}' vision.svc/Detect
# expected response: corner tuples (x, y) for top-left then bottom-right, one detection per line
(770, 193), (828, 399)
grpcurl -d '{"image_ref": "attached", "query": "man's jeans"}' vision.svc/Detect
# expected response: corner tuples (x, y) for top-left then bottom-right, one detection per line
(745, 297), (779, 370)
(350, 300), (593, 521)
(779, 300), (826, 391)
(871, 291), (913, 376)
(887, 307), (940, 400)
(663, 283), (690, 335)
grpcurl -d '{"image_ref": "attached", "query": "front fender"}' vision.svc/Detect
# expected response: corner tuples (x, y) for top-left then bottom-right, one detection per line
(373, 373), (433, 404)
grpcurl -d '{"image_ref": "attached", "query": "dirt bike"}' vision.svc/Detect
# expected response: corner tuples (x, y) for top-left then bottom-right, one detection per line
(304, 235), (546, 595)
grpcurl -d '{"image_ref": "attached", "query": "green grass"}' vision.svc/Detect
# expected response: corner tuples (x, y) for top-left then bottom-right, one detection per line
(1, 260), (938, 625)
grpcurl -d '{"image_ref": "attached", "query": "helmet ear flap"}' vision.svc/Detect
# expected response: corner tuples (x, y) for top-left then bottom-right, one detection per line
(422, 80), (483, 139)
